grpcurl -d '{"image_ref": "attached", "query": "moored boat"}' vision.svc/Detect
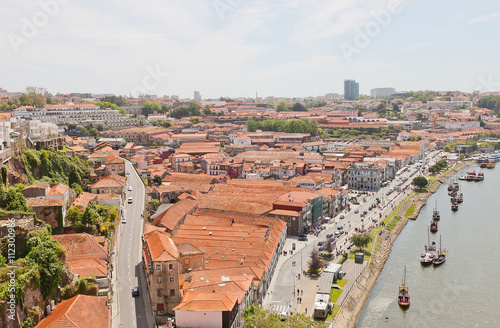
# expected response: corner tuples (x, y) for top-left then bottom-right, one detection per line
(487, 160), (495, 169)
(430, 220), (438, 233)
(451, 202), (458, 211)
(421, 231), (437, 265)
(465, 170), (476, 181)
(432, 200), (440, 221)
(398, 267), (410, 308)
(475, 172), (484, 181)
(433, 235), (446, 266)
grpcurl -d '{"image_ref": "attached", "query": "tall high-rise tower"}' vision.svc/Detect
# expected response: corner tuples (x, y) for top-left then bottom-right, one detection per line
(344, 80), (359, 100)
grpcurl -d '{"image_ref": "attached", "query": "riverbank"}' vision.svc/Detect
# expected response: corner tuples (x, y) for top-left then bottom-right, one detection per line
(332, 161), (473, 328)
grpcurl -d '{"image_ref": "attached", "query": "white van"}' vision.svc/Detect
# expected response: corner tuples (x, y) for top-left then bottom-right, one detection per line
(128, 197), (133, 204)
(128, 186), (132, 191)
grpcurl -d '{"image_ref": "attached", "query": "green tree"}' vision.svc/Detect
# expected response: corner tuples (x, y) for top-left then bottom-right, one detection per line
(324, 237), (334, 254)
(81, 202), (100, 227)
(142, 101), (161, 116)
(291, 102), (306, 112)
(305, 100), (327, 109)
(21, 317), (36, 328)
(2, 185), (30, 212)
(66, 206), (84, 226)
(276, 101), (289, 112)
(412, 176), (428, 189)
(100, 95), (129, 107)
(160, 103), (170, 113)
(18, 94), (34, 106)
(349, 233), (372, 250)
(308, 248), (321, 272)
(25, 86), (47, 108)
(158, 121), (171, 128)
(242, 305), (326, 328)
(25, 229), (65, 298)
(153, 175), (163, 185)
(190, 117), (200, 124)
(1, 166), (7, 186)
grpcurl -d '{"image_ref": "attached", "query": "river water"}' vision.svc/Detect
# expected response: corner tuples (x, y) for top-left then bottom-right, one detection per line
(357, 165), (500, 328)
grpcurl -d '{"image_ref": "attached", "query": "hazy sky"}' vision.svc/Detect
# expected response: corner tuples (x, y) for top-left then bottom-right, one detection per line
(2, 0), (500, 99)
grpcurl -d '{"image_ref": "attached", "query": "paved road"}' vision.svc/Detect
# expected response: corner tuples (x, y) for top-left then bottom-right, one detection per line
(113, 161), (153, 328)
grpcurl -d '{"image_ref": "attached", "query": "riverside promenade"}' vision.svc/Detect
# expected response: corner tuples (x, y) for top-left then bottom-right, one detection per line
(332, 161), (472, 328)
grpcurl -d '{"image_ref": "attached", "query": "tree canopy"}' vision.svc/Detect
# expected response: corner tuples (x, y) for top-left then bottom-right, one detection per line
(242, 305), (326, 328)
(246, 118), (318, 135)
(412, 176), (428, 189)
(308, 248), (321, 272)
(276, 101), (289, 112)
(142, 101), (161, 116)
(349, 233), (372, 250)
(170, 102), (202, 118)
(291, 102), (306, 112)
(25, 86), (47, 108)
(477, 95), (500, 116)
(100, 95), (130, 107)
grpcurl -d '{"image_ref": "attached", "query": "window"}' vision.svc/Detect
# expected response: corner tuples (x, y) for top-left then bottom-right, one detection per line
(157, 289), (162, 297)
(156, 276), (162, 284)
(155, 263), (162, 271)
(169, 276), (175, 282)
(170, 289), (175, 296)
(168, 263), (174, 271)
(184, 258), (190, 266)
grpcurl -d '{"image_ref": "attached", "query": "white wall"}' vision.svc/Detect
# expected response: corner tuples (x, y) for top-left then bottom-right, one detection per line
(174, 310), (221, 328)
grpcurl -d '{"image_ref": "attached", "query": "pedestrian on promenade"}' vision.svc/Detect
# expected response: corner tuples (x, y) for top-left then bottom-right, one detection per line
(305, 308), (307, 314)
(301, 290), (303, 295)
(297, 289), (300, 295)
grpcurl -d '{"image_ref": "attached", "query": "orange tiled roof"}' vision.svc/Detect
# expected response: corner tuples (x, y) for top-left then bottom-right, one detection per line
(35, 295), (110, 328)
(53, 233), (107, 259)
(173, 292), (238, 312)
(144, 230), (179, 262)
(27, 198), (66, 207)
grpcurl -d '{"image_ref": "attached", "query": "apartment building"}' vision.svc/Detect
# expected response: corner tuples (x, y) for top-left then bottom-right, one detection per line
(14, 104), (139, 128)
(346, 162), (388, 191)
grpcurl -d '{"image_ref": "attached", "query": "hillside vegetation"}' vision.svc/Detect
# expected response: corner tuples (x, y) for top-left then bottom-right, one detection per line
(20, 149), (92, 188)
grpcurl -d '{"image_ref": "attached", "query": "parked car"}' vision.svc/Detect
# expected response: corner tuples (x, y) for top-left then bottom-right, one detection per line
(334, 230), (342, 237)
(354, 210), (359, 214)
(132, 287), (139, 297)
(360, 213), (365, 218)
(326, 233), (334, 239)
(298, 236), (308, 241)
(121, 216), (126, 224)
(317, 241), (324, 246)
(337, 226), (343, 230)
(340, 215), (344, 219)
